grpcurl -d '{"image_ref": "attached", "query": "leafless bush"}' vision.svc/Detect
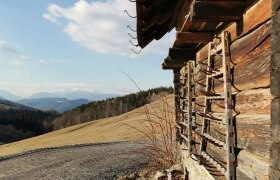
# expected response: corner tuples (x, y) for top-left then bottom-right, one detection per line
(120, 72), (180, 172)
(125, 96), (180, 171)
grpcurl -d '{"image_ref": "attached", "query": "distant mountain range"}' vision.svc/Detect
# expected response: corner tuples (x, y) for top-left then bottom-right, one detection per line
(0, 98), (36, 111)
(18, 98), (89, 113)
(29, 90), (119, 101)
(0, 90), (22, 101)
(0, 89), (120, 113)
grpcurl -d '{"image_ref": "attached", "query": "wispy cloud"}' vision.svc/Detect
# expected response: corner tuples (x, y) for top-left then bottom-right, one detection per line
(0, 81), (111, 97)
(10, 55), (29, 65)
(38, 59), (46, 63)
(43, 0), (174, 56)
(9, 55), (68, 65)
(43, 12), (60, 25)
(0, 39), (17, 54)
(11, 69), (29, 76)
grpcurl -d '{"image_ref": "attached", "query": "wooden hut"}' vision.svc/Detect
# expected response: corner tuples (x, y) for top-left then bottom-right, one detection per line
(135, 0), (279, 179)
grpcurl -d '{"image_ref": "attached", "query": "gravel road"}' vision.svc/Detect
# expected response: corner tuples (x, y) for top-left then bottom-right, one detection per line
(0, 141), (150, 180)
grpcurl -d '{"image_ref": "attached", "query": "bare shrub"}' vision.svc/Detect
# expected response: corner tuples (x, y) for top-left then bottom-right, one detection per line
(119, 71), (180, 172)
(125, 96), (180, 172)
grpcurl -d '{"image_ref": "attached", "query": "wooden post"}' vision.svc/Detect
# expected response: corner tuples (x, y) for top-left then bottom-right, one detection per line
(174, 69), (181, 124)
(270, 0), (280, 179)
(187, 62), (193, 157)
(181, 66), (187, 147)
(199, 43), (212, 162)
(222, 31), (235, 180)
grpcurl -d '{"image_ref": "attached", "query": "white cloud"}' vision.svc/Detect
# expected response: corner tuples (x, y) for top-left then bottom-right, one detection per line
(49, 58), (69, 63)
(0, 40), (17, 54)
(11, 70), (29, 76)
(43, 13), (60, 25)
(43, 0), (174, 56)
(10, 55), (29, 65)
(39, 59), (46, 63)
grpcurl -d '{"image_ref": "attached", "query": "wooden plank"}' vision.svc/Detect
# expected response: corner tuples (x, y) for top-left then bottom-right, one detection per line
(198, 88), (272, 114)
(187, 62), (193, 157)
(162, 64), (177, 70)
(201, 151), (226, 175)
(222, 31), (235, 180)
(199, 43), (212, 163)
(162, 60), (185, 69)
(176, 32), (214, 43)
(191, 1), (245, 22)
(229, 0), (272, 41)
(179, 66), (187, 147)
(209, 114), (271, 158)
(230, 20), (271, 64)
(163, 63), (184, 69)
(270, 1), (280, 179)
(180, 14), (192, 32)
(197, 0), (272, 61)
(175, 0), (193, 31)
(237, 150), (269, 180)
(168, 48), (197, 60)
(195, 34), (271, 92)
(215, 48), (270, 92)
(206, 145), (270, 179)
(165, 58), (190, 64)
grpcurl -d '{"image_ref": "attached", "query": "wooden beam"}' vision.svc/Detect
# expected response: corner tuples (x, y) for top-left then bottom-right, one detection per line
(162, 60), (185, 69)
(163, 62), (184, 68)
(180, 14), (192, 32)
(165, 58), (189, 64)
(162, 65), (174, 70)
(176, 31), (214, 43)
(191, 1), (246, 22)
(169, 48), (197, 60)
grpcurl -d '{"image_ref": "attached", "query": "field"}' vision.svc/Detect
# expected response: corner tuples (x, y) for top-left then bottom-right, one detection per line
(0, 95), (174, 157)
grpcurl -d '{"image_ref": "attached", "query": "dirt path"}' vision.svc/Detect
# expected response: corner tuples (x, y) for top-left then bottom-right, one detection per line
(0, 141), (150, 180)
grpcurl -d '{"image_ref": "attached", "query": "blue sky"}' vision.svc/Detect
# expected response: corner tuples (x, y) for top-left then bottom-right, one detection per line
(0, 0), (175, 97)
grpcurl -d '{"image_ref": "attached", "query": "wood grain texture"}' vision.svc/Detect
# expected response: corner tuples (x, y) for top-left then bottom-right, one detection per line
(194, 46), (271, 93)
(176, 32), (214, 44)
(197, 0), (272, 61)
(191, 1), (245, 22)
(204, 114), (271, 158)
(195, 88), (272, 114)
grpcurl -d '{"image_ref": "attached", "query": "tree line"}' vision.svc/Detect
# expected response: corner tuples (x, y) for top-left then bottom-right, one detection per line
(0, 86), (173, 143)
(52, 86), (173, 130)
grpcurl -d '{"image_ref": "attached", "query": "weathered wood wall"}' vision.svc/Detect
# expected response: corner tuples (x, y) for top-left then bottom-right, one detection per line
(180, 0), (273, 179)
(270, 0), (280, 179)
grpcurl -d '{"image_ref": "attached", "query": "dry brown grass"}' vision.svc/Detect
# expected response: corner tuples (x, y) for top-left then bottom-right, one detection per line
(0, 95), (175, 157)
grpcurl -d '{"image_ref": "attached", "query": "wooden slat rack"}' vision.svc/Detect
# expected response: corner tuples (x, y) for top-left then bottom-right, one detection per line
(197, 31), (236, 180)
(178, 61), (196, 158)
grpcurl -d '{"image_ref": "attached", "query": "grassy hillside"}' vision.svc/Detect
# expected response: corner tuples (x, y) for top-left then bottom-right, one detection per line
(0, 95), (174, 157)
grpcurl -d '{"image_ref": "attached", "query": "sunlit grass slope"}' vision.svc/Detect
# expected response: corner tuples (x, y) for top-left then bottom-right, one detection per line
(0, 95), (174, 157)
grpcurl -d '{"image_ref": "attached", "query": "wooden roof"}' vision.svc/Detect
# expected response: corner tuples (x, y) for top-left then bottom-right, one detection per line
(136, 0), (247, 70)
(136, 0), (191, 48)
(162, 1), (246, 70)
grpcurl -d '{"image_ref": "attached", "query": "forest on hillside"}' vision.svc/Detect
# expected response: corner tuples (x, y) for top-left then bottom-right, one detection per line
(0, 99), (58, 143)
(52, 86), (173, 130)
(0, 87), (173, 143)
